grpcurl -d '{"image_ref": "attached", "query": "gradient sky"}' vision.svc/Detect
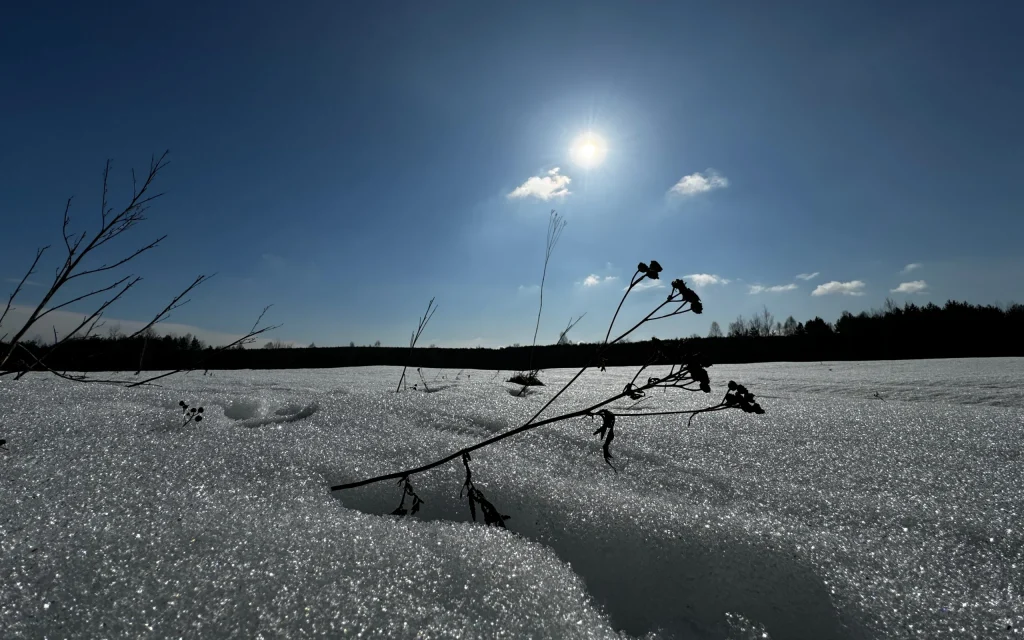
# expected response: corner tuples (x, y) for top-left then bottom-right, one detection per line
(3, 1), (1023, 348)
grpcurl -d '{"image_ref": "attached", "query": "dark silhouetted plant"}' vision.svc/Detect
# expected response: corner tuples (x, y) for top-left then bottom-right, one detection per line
(332, 260), (764, 525)
(556, 313), (585, 346)
(0, 152), (278, 385)
(397, 297), (437, 392)
(390, 476), (423, 516)
(511, 210), (570, 392)
(178, 400), (204, 428)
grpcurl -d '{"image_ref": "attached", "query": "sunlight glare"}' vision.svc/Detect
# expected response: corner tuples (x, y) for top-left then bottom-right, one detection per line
(570, 132), (607, 167)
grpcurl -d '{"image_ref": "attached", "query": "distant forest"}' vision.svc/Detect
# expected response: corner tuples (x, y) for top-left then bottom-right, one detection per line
(3, 300), (1023, 375)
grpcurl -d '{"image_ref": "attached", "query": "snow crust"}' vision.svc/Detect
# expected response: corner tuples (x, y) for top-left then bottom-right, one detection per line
(2, 358), (1022, 638)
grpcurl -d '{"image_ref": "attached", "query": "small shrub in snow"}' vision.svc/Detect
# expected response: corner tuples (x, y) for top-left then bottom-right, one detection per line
(178, 400), (204, 428)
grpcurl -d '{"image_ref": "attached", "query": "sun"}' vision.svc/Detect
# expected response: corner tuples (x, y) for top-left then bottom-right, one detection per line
(570, 132), (607, 167)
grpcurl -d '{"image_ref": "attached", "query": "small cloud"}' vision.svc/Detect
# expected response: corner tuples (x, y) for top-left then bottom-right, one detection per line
(669, 170), (728, 197)
(629, 280), (666, 292)
(795, 272), (819, 281)
(508, 167), (572, 201)
(749, 283), (798, 294)
(891, 280), (928, 294)
(581, 274), (617, 287)
(684, 273), (730, 287)
(901, 263), (922, 274)
(5, 277), (41, 287)
(517, 284), (540, 294)
(811, 280), (866, 296)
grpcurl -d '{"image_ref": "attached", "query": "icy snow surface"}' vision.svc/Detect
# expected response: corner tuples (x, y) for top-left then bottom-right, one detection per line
(1, 358), (1022, 639)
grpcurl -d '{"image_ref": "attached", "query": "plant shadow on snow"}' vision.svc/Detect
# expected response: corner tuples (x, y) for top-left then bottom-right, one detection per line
(337, 479), (855, 640)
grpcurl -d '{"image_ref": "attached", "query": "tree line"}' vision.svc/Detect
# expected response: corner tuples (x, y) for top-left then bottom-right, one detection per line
(3, 299), (1022, 374)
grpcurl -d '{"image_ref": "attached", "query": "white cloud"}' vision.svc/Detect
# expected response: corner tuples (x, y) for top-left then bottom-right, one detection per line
(5, 277), (42, 287)
(901, 263), (922, 274)
(517, 284), (540, 294)
(508, 167), (572, 201)
(684, 273), (730, 287)
(811, 280), (866, 296)
(749, 283), (798, 294)
(581, 274), (617, 287)
(891, 280), (928, 294)
(629, 280), (666, 292)
(795, 272), (819, 281)
(669, 170), (728, 196)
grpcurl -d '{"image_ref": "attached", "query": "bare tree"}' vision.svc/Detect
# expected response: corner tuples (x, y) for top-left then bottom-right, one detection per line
(0, 152), (277, 384)
(707, 321), (723, 338)
(727, 316), (748, 337)
(762, 306), (776, 336)
(747, 305), (776, 337)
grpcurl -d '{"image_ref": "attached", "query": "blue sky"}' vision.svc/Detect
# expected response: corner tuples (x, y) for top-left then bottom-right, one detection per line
(2, 1), (1023, 347)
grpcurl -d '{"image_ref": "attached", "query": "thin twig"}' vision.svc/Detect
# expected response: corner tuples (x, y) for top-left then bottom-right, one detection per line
(396, 297), (437, 392)
(521, 210), (566, 386)
(0, 246), (48, 330)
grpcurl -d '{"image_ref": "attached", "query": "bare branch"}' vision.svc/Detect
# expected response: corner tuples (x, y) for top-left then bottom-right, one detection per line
(62, 198), (74, 255)
(0, 246), (48, 330)
(126, 318), (279, 387)
(65, 235), (165, 281)
(118, 273), (210, 340)
(1, 150), (264, 388)
(52, 277), (140, 344)
(9, 277), (140, 377)
(100, 160), (111, 226)
(35, 275), (135, 319)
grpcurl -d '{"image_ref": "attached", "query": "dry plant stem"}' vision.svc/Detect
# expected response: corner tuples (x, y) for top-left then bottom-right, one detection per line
(557, 313), (585, 345)
(518, 210), (566, 395)
(331, 366), (724, 492)
(396, 297), (437, 392)
(332, 269), (716, 493)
